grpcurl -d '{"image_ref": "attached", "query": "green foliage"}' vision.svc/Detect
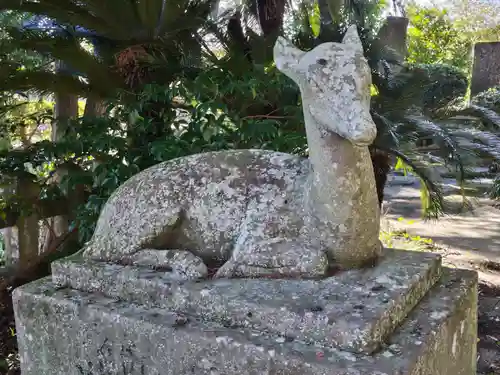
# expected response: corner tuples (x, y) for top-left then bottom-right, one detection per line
(448, 0), (500, 43)
(373, 63), (468, 114)
(0, 66), (306, 243)
(472, 86), (500, 113)
(380, 224), (436, 252)
(406, 5), (472, 73)
(0, 99), (52, 148)
(0, 10), (50, 71)
(0, 0), (218, 99)
(1, 0), (499, 243)
(414, 64), (468, 112)
(290, 0), (387, 47)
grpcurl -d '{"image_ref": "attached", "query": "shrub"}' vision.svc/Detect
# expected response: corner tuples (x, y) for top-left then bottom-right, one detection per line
(472, 86), (500, 113)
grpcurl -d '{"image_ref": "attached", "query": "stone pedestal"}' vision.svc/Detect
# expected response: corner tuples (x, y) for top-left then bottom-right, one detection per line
(13, 249), (477, 375)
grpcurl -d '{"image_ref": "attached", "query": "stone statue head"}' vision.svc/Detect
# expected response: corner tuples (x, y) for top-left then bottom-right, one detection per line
(274, 26), (377, 146)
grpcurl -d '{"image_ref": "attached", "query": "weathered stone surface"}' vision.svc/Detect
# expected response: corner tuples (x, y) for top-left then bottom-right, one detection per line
(13, 267), (477, 375)
(12, 32), (479, 375)
(52, 249), (442, 354)
(471, 42), (500, 96)
(373, 16), (409, 77)
(81, 26), (381, 276)
(375, 16), (409, 62)
(126, 249), (209, 279)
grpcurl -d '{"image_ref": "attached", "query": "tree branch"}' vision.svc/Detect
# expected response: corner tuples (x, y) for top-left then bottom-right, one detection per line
(0, 197), (72, 229)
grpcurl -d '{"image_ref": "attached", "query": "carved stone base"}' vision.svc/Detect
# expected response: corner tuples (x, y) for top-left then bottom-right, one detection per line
(13, 249), (477, 375)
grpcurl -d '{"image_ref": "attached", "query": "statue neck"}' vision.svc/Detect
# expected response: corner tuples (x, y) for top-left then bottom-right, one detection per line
(303, 108), (370, 202)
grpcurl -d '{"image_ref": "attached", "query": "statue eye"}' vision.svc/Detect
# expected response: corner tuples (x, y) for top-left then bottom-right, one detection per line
(317, 58), (328, 66)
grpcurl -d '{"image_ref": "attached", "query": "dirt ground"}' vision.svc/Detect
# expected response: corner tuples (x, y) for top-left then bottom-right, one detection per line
(477, 283), (500, 375)
(0, 180), (499, 374)
(0, 285), (17, 375)
(383, 180), (500, 374)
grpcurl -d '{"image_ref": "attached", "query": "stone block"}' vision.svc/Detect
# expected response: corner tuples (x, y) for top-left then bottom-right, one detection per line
(471, 42), (500, 96)
(51, 249), (441, 354)
(375, 16), (409, 62)
(13, 249), (477, 375)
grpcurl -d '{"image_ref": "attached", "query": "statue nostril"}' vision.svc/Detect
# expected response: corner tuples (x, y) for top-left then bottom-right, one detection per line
(317, 58), (327, 66)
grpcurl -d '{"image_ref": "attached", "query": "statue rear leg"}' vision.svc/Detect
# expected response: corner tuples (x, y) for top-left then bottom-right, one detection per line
(85, 207), (208, 280)
(215, 237), (328, 279)
(123, 249), (208, 280)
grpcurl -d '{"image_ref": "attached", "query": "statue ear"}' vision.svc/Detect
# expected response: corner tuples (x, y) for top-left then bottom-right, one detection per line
(274, 36), (305, 80)
(342, 25), (363, 52)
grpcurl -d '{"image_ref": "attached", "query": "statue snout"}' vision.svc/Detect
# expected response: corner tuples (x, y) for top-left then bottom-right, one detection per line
(350, 118), (377, 146)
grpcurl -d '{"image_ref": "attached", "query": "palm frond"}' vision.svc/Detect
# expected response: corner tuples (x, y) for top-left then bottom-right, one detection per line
(449, 128), (500, 161)
(200, 19), (232, 61)
(375, 112), (496, 194)
(78, 0), (139, 34)
(456, 104), (500, 130)
(157, 0), (220, 38)
(371, 110), (400, 149)
(401, 115), (464, 157)
(0, 0), (118, 38)
(379, 145), (445, 219)
(0, 101), (32, 118)
(0, 70), (92, 98)
(4, 28), (123, 94)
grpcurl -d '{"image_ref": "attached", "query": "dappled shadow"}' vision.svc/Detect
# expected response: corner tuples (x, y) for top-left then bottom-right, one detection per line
(383, 179), (500, 262)
(383, 196), (423, 219)
(427, 233), (500, 262)
(385, 211), (500, 261)
(384, 202), (500, 264)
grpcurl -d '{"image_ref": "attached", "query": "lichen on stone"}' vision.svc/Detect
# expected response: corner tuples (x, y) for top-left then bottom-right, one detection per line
(82, 26), (381, 278)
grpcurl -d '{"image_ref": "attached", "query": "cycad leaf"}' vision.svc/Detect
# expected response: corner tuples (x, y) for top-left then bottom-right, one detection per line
(135, 0), (164, 36)
(0, 0), (116, 38)
(75, 0), (139, 35)
(377, 145), (445, 219)
(0, 70), (92, 98)
(3, 29), (123, 95)
(326, 0), (345, 23)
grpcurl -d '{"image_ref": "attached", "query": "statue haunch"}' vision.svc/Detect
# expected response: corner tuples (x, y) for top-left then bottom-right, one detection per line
(82, 26), (382, 280)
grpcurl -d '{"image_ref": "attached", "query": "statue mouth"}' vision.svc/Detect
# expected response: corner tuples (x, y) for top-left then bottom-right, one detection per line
(347, 119), (377, 147)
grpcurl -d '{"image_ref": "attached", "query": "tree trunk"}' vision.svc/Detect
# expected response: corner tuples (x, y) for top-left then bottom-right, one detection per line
(1, 176), (17, 266)
(52, 61), (79, 237)
(370, 148), (392, 207)
(83, 96), (106, 117)
(1, 227), (17, 266)
(83, 96), (108, 170)
(16, 177), (40, 267)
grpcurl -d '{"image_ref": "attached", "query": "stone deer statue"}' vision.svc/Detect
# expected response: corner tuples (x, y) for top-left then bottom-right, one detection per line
(82, 26), (381, 279)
